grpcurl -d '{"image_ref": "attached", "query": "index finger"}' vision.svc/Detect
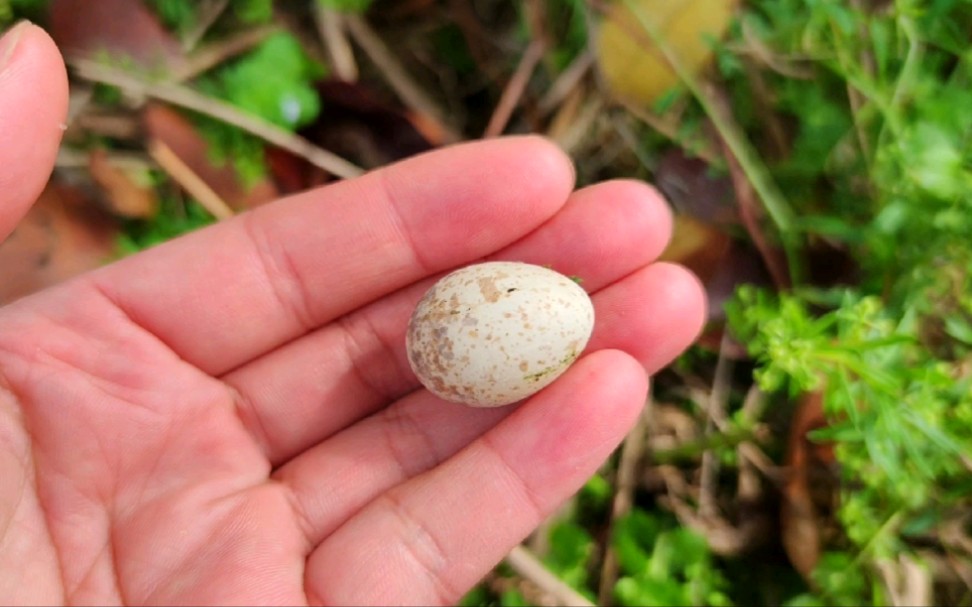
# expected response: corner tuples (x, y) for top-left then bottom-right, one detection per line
(86, 136), (575, 375)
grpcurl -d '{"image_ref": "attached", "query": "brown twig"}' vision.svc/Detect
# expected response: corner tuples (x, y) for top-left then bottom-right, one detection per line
(174, 24), (280, 82)
(616, 96), (721, 165)
(484, 40), (546, 138)
(539, 51), (595, 115)
(344, 14), (460, 143)
(505, 545), (595, 607)
(313, 5), (358, 82)
(597, 401), (651, 605)
(56, 148), (152, 172)
(846, 0), (877, 171)
(709, 83), (791, 289)
(181, 0), (230, 51)
(147, 139), (235, 220)
(611, 113), (659, 174)
(527, 497), (577, 556)
(546, 86), (585, 141)
(875, 555), (933, 607)
(735, 385), (780, 483)
(699, 332), (735, 517)
(548, 89), (604, 154)
(69, 58), (365, 179)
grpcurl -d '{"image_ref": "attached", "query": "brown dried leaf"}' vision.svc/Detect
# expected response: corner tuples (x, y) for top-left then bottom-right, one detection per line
(88, 149), (158, 219)
(49, 0), (187, 71)
(0, 182), (118, 304)
(782, 390), (838, 580)
(660, 215), (732, 285)
(142, 103), (278, 211)
(655, 148), (739, 227)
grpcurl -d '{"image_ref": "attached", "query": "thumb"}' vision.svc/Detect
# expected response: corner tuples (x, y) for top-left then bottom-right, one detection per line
(0, 22), (68, 242)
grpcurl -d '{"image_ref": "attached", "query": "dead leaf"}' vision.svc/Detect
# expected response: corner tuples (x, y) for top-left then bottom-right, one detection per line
(655, 147), (739, 227)
(142, 103), (279, 211)
(660, 215), (732, 285)
(0, 181), (118, 304)
(88, 149), (158, 219)
(595, 0), (739, 106)
(781, 390), (839, 581)
(49, 0), (187, 71)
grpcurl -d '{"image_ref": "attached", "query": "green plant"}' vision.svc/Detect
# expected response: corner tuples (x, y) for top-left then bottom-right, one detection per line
(720, 5), (972, 599)
(612, 509), (733, 606)
(148, 0), (274, 34)
(316, 0), (373, 13)
(0, 0), (47, 25)
(707, 0), (972, 603)
(117, 196), (215, 254)
(193, 31), (326, 185)
(728, 287), (972, 566)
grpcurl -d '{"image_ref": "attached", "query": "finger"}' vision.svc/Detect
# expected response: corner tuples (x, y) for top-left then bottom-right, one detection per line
(273, 265), (705, 547)
(225, 180), (675, 463)
(0, 22), (69, 242)
(592, 261), (708, 371)
(87, 136), (575, 375)
(302, 349), (647, 605)
(273, 390), (511, 550)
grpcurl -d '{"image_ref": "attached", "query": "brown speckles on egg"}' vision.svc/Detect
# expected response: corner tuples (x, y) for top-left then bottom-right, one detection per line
(477, 276), (503, 302)
(405, 261), (595, 407)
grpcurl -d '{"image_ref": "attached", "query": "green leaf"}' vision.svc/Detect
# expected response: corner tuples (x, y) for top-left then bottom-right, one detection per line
(206, 32), (325, 129)
(499, 589), (529, 607)
(316, 0), (373, 13)
(543, 522), (594, 594)
(233, 0), (273, 23)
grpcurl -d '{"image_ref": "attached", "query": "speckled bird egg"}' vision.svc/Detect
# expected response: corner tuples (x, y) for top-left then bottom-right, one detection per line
(406, 261), (595, 407)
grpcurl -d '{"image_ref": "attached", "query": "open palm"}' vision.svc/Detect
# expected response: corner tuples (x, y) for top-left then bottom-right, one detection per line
(0, 25), (705, 605)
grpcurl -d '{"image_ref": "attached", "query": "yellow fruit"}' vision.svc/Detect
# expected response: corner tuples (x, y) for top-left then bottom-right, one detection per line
(595, 0), (738, 106)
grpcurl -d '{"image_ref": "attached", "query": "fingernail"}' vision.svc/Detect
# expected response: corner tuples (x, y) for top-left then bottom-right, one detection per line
(0, 21), (30, 72)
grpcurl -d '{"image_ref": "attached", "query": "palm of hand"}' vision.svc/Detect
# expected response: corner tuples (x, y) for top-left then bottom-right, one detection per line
(2, 308), (308, 604)
(0, 25), (705, 606)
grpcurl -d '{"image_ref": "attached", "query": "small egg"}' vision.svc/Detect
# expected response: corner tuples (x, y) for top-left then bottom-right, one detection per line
(406, 261), (595, 407)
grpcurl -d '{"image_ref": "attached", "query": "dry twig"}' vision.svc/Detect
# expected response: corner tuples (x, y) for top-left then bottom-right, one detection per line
(181, 0), (230, 51)
(69, 58), (365, 179)
(313, 6), (358, 82)
(344, 14), (459, 142)
(875, 555), (933, 607)
(147, 139), (235, 220)
(616, 97), (721, 165)
(539, 51), (594, 115)
(56, 148), (152, 172)
(484, 40), (546, 138)
(174, 24), (280, 82)
(699, 332), (735, 517)
(547, 89), (604, 154)
(597, 401), (651, 605)
(505, 545), (594, 607)
(710, 83), (791, 289)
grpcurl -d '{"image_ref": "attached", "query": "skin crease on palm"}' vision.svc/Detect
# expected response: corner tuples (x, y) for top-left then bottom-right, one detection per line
(0, 23), (706, 606)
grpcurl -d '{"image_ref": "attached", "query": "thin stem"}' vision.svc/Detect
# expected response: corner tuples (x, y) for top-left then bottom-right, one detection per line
(597, 403), (650, 605)
(345, 14), (460, 143)
(650, 425), (761, 465)
(619, 0), (802, 281)
(69, 58), (365, 179)
(505, 545), (595, 607)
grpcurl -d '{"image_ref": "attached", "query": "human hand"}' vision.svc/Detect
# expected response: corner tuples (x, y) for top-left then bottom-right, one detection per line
(0, 23), (705, 605)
